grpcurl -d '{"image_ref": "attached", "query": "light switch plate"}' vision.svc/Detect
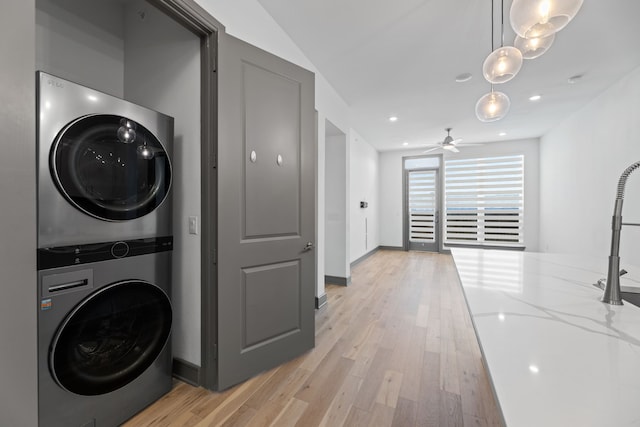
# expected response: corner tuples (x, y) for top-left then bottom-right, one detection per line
(188, 216), (198, 235)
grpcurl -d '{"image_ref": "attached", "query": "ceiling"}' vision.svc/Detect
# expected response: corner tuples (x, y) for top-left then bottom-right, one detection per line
(257, 0), (640, 151)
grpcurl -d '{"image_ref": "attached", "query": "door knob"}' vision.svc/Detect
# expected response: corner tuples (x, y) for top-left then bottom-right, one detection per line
(303, 242), (314, 251)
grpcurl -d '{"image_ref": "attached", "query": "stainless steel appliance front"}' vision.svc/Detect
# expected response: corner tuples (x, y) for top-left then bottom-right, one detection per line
(37, 71), (174, 247)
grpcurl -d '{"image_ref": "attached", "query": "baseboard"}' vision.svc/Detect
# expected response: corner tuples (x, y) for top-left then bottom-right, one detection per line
(378, 245), (404, 251)
(315, 293), (328, 309)
(350, 246), (380, 267)
(325, 275), (351, 286)
(172, 358), (201, 386)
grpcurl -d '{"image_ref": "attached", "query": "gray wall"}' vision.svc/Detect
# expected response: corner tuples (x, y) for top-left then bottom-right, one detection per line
(124, 0), (202, 365)
(0, 1), (38, 425)
(36, 0), (126, 96)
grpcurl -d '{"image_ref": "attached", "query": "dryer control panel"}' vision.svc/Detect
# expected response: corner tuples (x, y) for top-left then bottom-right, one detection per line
(37, 236), (173, 270)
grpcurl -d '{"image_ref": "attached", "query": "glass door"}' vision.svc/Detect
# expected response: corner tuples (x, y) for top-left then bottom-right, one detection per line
(50, 281), (172, 395)
(406, 169), (439, 251)
(51, 114), (172, 221)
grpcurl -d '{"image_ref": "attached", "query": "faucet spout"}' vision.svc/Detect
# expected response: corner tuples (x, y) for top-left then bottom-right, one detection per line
(601, 161), (640, 305)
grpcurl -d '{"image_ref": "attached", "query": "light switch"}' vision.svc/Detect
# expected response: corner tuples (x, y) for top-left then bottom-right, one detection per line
(188, 216), (198, 235)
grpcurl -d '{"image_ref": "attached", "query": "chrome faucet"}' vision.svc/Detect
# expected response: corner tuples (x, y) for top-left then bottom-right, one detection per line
(600, 161), (640, 305)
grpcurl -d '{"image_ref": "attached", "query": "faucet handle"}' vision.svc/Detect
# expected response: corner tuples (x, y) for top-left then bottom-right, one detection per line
(594, 279), (606, 290)
(620, 269), (628, 277)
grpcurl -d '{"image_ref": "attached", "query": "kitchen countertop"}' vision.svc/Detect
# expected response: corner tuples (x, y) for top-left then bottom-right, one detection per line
(451, 248), (640, 427)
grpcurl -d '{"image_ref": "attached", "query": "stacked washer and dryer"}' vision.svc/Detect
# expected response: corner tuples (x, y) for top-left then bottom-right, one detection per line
(37, 72), (174, 427)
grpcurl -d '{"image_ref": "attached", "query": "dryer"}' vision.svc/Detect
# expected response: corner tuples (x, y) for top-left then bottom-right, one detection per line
(37, 71), (174, 248)
(38, 243), (173, 427)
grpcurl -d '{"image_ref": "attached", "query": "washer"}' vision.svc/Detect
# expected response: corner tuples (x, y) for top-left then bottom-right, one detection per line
(38, 245), (172, 427)
(37, 71), (174, 248)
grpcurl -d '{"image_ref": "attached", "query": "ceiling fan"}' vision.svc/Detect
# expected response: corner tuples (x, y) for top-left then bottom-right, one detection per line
(423, 128), (481, 154)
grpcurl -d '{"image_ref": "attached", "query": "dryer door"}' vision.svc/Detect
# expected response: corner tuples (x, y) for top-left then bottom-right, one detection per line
(50, 281), (172, 396)
(51, 114), (172, 221)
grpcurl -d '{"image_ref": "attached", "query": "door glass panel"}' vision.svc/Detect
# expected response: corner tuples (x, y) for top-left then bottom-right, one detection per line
(50, 281), (172, 396)
(407, 169), (439, 251)
(52, 114), (171, 221)
(404, 156), (440, 170)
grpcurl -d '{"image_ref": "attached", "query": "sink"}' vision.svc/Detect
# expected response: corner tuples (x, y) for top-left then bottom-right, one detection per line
(622, 291), (640, 308)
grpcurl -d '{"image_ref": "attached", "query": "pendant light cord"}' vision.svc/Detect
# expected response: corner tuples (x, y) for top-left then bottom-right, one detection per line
(490, 0), (494, 94)
(501, 0), (505, 47)
(490, 0), (494, 52)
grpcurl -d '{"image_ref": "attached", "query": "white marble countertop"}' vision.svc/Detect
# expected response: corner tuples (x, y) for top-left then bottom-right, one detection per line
(451, 248), (640, 427)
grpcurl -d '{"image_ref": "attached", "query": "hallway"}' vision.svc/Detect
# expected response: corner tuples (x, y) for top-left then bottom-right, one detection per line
(125, 250), (502, 426)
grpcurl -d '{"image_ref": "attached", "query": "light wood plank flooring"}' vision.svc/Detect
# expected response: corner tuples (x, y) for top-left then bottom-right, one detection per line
(124, 250), (503, 427)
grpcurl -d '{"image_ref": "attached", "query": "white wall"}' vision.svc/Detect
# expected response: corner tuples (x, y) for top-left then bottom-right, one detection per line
(325, 132), (348, 278)
(316, 113), (326, 298)
(350, 130), (380, 262)
(36, 0), (125, 96)
(379, 138), (540, 251)
(194, 0), (350, 133)
(540, 65), (640, 260)
(123, 0), (202, 365)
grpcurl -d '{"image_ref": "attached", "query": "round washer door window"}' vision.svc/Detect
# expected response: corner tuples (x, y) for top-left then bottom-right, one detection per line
(51, 114), (171, 221)
(50, 281), (172, 396)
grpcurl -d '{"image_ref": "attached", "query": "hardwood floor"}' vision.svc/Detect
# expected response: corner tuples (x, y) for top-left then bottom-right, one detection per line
(123, 250), (503, 427)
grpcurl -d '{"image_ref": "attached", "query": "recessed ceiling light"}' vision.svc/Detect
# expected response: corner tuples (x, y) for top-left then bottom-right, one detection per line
(455, 72), (473, 83)
(499, 132), (507, 136)
(389, 116), (398, 122)
(402, 141), (409, 146)
(529, 94), (542, 101)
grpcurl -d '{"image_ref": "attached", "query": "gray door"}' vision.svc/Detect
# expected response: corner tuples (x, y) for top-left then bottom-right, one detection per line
(406, 169), (440, 251)
(217, 33), (316, 390)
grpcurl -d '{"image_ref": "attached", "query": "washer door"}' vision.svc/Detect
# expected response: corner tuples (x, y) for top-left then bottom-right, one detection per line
(51, 114), (171, 221)
(50, 281), (172, 396)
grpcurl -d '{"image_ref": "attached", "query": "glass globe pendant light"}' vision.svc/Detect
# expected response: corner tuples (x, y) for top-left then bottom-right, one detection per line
(483, 0), (523, 84)
(514, 33), (555, 59)
(475, 89), (511, 122)
(483, 46), (523, 83)
(510, 0), (584, 39)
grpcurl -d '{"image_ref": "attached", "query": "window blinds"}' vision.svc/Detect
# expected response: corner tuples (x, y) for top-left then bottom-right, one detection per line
(444, 155), (524, 246)
(408, 170), (437, 243)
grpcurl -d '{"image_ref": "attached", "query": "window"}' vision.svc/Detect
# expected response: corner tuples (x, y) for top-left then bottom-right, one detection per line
(404, 156), (440, 170)
(444, 155), (524, 247)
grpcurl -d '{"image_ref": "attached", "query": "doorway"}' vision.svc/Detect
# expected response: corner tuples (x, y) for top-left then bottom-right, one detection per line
(403, 155), (442, 252)
(324, 120), (350, 285)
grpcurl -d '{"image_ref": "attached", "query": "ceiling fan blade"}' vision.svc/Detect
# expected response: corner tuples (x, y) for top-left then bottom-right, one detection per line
(449, 146), (460, 153)
(423, 147), (440, 154)
(451, 138), (463, 144)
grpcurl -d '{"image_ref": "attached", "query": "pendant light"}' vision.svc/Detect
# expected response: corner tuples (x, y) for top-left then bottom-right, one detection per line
(483, 47), (523, 83)
(482, 0), (522, 84)
(475, 89), (511, 122)
(514, 33), (555, 59)
(510, 0), (584, 39)
(476, 0), (511, 122)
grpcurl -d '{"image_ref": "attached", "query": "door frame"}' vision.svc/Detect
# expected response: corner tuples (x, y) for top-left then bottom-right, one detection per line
(402, 154), (444, 252)
(149, 0), (223, 389)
